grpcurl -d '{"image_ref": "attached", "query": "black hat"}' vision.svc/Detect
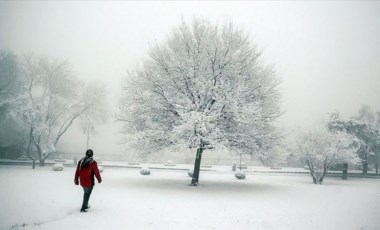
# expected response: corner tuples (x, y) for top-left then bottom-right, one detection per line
(86, 149), (93, 157)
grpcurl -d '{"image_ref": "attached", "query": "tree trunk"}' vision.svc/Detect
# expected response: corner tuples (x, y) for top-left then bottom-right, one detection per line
(191, 147), (203, 186)
(363, 161), (368, 175)
(26, 127), (37, 169)
(318, 164), (328, 184)
(239, 153), (242, 170)
(312, 176), (317, 184)
(39, 152), (54, 167)
(306, 160), (317, 184)
(318, 174), (325, 184)
(342, 163), (348, 180)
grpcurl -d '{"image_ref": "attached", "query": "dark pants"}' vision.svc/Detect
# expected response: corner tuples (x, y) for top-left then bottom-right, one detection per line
(81, 186), (93, 211)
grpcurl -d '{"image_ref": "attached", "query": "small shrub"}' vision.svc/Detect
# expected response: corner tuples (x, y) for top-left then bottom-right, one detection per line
(235, 170), (246, 180)
(188, 169), (193, 177)
(52, 163), (64, 171)
(140, 167), (150, 175)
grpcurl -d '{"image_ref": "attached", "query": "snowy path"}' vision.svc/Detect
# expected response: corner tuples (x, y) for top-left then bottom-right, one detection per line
(1, 166), (379, 230)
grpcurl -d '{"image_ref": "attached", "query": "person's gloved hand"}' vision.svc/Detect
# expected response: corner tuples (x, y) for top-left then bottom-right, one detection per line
(74, 179), (79, 185)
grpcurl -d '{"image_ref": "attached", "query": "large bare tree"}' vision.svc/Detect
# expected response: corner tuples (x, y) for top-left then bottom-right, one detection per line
(118, 19), (283, 185)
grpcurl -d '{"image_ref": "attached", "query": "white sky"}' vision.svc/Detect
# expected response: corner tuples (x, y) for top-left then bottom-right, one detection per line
(1, 1), (379, 155)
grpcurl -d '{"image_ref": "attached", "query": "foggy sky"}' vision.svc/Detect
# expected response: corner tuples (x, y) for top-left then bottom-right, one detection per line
(1, 1), (379, 155)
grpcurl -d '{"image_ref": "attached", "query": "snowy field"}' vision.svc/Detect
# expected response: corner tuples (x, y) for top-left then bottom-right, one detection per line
(1, 166), (379, 230)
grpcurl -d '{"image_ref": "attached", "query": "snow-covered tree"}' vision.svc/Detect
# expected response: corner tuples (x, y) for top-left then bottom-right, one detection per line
(117, 18), (283, 185)
(329, 108), (380, 174)
(0, 51), (21, 114)
(0, 51), (28, 158)
(17, 54), (103, 166)
(296, 127), (359, 184)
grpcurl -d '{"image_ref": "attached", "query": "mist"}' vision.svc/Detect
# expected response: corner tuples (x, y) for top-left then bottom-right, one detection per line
(1, 1), (380, 155)
(1, 2), (380, 230)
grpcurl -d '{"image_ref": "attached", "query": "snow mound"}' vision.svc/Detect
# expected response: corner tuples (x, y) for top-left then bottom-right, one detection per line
(52, 163), (64, 171)
(140, 167), (150, 175)
(235, 170), (246, 180)
(188, 169), (193, 177)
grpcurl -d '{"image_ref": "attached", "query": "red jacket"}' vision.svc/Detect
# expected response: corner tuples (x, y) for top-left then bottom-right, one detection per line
(74, 157), (102, 187)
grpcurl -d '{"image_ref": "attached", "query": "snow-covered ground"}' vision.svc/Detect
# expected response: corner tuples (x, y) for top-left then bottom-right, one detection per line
(1, 166), (379, 230)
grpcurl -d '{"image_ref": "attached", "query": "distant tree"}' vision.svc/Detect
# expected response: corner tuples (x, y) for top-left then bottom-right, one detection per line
(0, 51), (21, 114)
(17, 54), (102, 166)
(353, 106), (380, 174)
(0, 116), (26, 159)
(79, 83), (108, 149)
(329, 107), (380, 174)
(117, 18), (283, 185)
(296, 127), (359, 184)
(353, 105), (375, 124)
(0, 51), (28, 159)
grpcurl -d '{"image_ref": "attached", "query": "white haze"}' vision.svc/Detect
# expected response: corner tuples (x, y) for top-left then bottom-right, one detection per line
(0, 1), (379, 155)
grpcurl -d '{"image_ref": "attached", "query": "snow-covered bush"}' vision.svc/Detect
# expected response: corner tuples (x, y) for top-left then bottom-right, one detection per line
(188, 169), (193, 177)
(140, 167), (150, 175)
(52, 163), (64, 171)
(296, 127), (359, 184)
(235, 170), (246, 180)
(164, 160), (176, 167)
(98, 166), (104, 173)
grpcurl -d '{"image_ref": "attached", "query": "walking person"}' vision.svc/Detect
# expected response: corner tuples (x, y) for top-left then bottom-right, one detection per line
(74, 149), (102, 212)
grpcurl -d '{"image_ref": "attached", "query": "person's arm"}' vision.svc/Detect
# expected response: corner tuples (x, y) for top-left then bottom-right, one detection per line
(93, 161), (102, 183)
(74, 160), (80, 185)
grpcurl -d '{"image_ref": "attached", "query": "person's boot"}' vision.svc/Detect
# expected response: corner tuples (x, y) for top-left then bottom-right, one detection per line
(81, 205), (91, 212)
